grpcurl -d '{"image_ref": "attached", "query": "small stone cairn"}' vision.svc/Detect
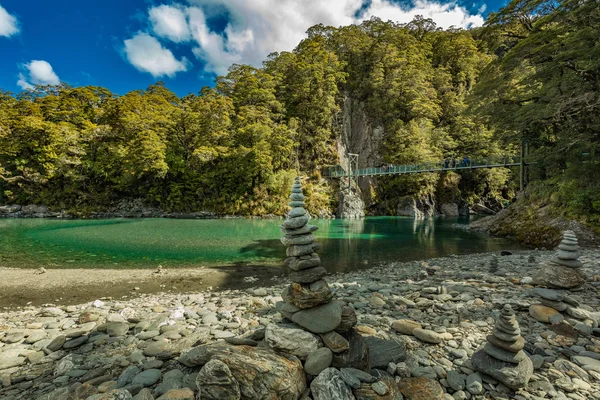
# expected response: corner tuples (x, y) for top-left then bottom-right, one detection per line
(489, 255), (499, 274)
(274, 177), (368, 371)
(532, 230), (585, 289)
(472, 304), (533, 390)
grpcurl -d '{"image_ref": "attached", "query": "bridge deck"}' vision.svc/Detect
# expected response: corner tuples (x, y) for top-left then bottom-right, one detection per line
(326, 157), (522, 178)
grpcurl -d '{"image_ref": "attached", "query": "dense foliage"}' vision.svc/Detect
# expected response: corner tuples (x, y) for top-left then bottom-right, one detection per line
(473, 0), (600, 226)
(2, 2), (596, 221)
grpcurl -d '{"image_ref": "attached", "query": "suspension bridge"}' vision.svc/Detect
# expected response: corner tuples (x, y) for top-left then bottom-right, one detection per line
(325, 154), (530, 189)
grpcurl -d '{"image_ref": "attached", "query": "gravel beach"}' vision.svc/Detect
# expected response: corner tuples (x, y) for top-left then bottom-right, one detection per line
(1, 248), (599, 399)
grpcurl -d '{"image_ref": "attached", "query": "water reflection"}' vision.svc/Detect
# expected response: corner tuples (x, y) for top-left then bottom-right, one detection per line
(0, 217), (521, 271)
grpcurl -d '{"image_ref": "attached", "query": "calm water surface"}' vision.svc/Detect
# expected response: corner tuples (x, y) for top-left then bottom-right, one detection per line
(0, 217), (521, 273)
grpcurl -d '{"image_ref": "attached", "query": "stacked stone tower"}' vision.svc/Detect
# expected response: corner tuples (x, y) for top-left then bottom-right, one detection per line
(275, 178), (368, 370)
(472, 305), (533, 390)
(532, 230), (585, 289)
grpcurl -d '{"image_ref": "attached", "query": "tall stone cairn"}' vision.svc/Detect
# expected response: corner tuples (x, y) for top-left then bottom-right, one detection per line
(276, 178), (368, 370)
(532, 230), (585, 289)
(472, 305), (533, 390)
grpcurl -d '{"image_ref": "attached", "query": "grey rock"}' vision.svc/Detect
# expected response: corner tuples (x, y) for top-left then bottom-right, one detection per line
(320, 331), (350, 353)
(291, 301), (343, 334)
(288, 266), (327, 284)
(304, 348), (333, 376)
(117, 366), (141, 388)
(447, 370), (466, 391)
(265, 323), (321, 359)
(471, 349), (533, 390)
(364, 336), (406, 369)
(106, 322), (130, 337)
(413, 328), (443, 344)
(311, 368), (356, 400)
(132, 369), (162, 387)
(179, 342), (306, 399)
(196, 359), (241, 400)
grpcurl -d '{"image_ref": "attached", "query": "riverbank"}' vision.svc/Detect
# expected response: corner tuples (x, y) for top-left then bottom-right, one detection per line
(1, 249), (599, 399)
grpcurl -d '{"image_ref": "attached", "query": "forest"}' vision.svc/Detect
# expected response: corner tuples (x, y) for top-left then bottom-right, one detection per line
(0, 0), (598, 227)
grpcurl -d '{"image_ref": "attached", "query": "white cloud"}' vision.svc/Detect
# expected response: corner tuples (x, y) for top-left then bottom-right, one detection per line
(0, 4), (19, 37)
(362, 0), (485, 29)
(17, 60), (61, 90)
(124, 32), (189, 77)
(149, 4), (191, 42)
(129, 0), (485, 76)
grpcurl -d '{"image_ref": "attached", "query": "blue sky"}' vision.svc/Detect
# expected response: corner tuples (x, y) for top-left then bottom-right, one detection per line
(0, 0), (506, 97)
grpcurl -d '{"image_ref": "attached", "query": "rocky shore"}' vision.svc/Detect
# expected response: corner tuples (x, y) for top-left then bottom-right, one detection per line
(1, 248), (599, 400)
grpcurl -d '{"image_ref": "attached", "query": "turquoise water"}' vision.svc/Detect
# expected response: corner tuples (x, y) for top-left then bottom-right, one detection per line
(0, 217), (521, 272)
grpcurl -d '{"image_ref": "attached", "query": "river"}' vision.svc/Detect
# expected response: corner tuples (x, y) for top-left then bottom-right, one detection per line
(0, 217), (521, 273)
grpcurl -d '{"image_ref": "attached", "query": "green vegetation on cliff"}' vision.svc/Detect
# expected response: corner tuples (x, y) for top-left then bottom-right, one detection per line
(1, 0), (597, 222)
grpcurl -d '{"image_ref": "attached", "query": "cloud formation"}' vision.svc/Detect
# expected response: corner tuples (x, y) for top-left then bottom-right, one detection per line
(126, 0), (485, 77)
(124, 32), (189, 77)
(0, 4), (19, 37)
(149, 4), (191, 42)
(17, 60), (61, 90)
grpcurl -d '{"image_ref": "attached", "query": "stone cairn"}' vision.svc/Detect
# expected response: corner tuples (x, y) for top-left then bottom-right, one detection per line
(275, 177), (369, 371)
(532, 230), (585, 289)
(489, 255), (499, 274)
(472, 304), (533, 390)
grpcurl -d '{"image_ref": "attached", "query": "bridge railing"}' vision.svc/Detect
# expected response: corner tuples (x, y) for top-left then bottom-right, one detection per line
(324, 156), (522, 178)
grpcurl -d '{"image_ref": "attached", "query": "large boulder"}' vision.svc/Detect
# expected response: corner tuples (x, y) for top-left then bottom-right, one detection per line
(440, 203), (459, 217)
(179, 342), (306, 399)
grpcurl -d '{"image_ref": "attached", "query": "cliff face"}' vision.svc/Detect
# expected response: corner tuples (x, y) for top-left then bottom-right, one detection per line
(336, 93), (383, 213)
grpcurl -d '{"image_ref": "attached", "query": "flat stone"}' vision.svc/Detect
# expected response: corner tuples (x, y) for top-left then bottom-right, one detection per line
(556, 249), (579, 260)
(487, 335), (524, 352)
(492, 328), (521, 342)
(281, 233), (315, 246)
(573, 356), (600, 373)
(483, 344), (527, 364)
(529, 304), (560, 323)
(288, 266), (327, 284)
(304, 348), (333, 376)
(558, 243), (579, 251)
(63, 336), (88, 349)
(398, 377), (444, 400)
(540, 298), (567, 311)
(292, 301), (343, 333)
(288, 207), (307, 218)
(288, 201), (305, 208)
(364, 336), (407, 369)
(224, 337), (258, 347)
(413, 329), (443, 344)
(471, 349), (533, 390)
(286, 280), (333, 309)
(289, 193), (304, 201)
(143, 340), (169, 356)
(320, 331), (349, 353)
(286, 255), (321, 271)
(281, 215), (309, 229)
(534, 288), (563, 301)
(286, 243), (317, 257)
(532, 261), (585, 288)
(132, 369), (162, 387)
(392, 320), (421, 335)
(280, 224), (317, 237)
(552, 258), (583, 268)
(25, 331), (47, 344)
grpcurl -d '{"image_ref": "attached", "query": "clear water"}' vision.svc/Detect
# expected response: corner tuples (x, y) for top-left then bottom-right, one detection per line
(0, 217), (521, 272)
